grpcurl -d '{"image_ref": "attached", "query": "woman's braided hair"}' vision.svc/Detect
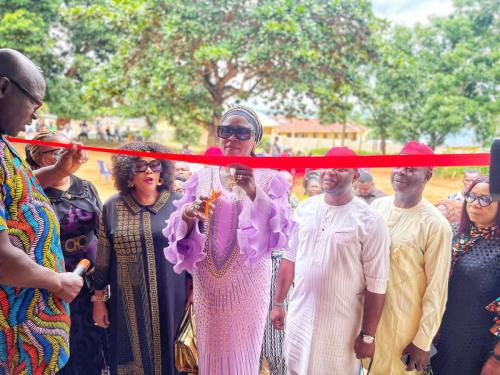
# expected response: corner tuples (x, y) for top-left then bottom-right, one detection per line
(25, 131), (62, 169)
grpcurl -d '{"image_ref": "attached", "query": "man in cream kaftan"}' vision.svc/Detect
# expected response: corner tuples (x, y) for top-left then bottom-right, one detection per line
(370, 141), (452, 375)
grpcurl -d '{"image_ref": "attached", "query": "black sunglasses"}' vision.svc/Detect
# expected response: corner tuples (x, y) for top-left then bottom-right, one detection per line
(133, 159), (163, 173)
(465, 192), (494, 207)
(4, 77), (43, 107)
(217, 126), (255, 141)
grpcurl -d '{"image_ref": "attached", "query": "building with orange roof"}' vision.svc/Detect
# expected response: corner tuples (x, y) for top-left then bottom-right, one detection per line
(263, 116), (367, 151)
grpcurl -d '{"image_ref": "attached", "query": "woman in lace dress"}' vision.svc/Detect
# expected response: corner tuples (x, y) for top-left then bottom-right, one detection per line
(431, 177), (500, 375)
(163, 106), (296, 374)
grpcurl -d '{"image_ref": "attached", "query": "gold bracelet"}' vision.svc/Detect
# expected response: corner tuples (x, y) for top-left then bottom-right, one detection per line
(91, 294), (109, 303)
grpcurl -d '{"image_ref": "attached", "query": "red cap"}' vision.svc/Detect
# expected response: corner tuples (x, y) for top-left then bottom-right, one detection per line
(204, 146), (223, 156)
(400, 141), (434, 155)
(325, 146), (357, 157)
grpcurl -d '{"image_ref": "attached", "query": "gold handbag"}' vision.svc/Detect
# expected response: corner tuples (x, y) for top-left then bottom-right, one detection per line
(175, 304), (198, 373)
(259, 357), (270, 375)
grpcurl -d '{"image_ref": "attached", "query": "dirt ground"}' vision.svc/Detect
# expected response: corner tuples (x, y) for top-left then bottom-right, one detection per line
(59, 147), (462, 204)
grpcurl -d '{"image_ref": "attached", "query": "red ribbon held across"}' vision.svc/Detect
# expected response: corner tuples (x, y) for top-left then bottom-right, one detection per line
(8, 137), (489, 169)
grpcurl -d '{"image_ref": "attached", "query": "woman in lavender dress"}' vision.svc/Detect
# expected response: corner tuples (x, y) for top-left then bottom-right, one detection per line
(25, 131), (107, 374)
(164, 106), (296, 374)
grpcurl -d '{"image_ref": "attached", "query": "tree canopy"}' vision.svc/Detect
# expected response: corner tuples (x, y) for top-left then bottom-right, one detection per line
(359, 0), (499, 151)
(67, 0), (376, 144)
(0, 0), (497, 149)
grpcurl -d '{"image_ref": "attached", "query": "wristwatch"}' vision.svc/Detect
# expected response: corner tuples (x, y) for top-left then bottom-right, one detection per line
(360, 331), (375, 344)
(272, 300), (285, 308)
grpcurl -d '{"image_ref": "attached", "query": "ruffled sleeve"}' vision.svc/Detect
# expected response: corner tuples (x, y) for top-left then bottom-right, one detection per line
(163, 173), (207, 273)
(237, 171), (297, 266)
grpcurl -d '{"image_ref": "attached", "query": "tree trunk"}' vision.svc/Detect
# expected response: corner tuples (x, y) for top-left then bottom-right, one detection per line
(145, 115), (154, 129)
(341, 122), (346, 146)
(378, 125), (387, 154)
(429, 133), (437, 150)
(381, 136), (386, 155)
(206, 113), (220, 147)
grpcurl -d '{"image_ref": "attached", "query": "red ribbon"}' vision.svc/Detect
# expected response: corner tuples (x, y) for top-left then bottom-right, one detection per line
(8, 136), (489, 168)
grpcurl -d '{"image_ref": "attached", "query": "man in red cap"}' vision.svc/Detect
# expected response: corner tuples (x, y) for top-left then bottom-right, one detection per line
(370, 141), (452, 374)
(271, 147), (390, 374)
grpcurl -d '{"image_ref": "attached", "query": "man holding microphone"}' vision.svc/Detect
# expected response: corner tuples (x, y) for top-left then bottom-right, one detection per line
(0, 48), (85, 373)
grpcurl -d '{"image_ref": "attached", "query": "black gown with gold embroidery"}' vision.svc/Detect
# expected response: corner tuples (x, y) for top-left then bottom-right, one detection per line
(94, 191), (189, 375)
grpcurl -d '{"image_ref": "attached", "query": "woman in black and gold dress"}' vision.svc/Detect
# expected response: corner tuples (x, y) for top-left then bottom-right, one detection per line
(93, 142), (191, 375)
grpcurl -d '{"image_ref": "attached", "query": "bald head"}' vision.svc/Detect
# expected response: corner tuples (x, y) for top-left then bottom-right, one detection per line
(0, 49), (45, 136)
(174, 161), (191, 182)
(0, 48), (46, 100)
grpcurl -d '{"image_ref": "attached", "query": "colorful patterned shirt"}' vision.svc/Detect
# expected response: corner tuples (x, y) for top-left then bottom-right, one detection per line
(487, 297), (500, 337)
(0, 136), (70, 374)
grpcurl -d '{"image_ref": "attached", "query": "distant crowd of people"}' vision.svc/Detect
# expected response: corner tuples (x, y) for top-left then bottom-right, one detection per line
(0, 48), (498, 375)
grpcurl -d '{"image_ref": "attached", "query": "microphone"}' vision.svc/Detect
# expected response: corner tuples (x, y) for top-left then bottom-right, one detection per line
(489, 139), (500, 201)
(72, 259), (91, 277)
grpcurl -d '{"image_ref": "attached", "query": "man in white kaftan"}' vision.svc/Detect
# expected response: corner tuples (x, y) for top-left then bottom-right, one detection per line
(271, 147), (391, 375)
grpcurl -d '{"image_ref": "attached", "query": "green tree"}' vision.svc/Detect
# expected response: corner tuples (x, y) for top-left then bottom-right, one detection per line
(0, 1), (120, 121)
(0, 2), (62, 80)
(362, 0), (499, 150)
(71, 0), (376, 145)
(358, 26), (418, 153)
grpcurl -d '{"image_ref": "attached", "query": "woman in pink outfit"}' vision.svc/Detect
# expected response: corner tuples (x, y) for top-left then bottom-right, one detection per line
(163, 106), (296, 374)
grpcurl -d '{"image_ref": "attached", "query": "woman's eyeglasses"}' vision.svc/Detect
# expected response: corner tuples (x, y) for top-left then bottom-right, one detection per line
(217, 126), (255, 141)
(464, 192), (494, 207)
(40, 148), (64, 159)
(133, 159), (163, 173)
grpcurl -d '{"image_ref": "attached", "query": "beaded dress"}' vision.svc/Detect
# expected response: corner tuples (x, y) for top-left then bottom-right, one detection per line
(431, 232), (500, 375)
(164, 166), (296, 374)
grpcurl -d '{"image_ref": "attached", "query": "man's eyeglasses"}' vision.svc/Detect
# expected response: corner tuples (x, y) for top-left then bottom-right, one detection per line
(464, 192), (494, 207)
(217, 126), (255, 141)
(4, 77), (43, 107)
(133, 159), (163, 173)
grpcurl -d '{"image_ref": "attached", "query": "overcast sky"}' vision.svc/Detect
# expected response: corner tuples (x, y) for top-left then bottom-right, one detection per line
(371, 0), (454, 25)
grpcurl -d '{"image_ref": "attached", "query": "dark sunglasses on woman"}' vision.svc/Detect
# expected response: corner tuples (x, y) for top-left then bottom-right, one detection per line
(464, 192), (494, 207)
(217, 126), (255, 141)
(133, 159), (163, 173)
